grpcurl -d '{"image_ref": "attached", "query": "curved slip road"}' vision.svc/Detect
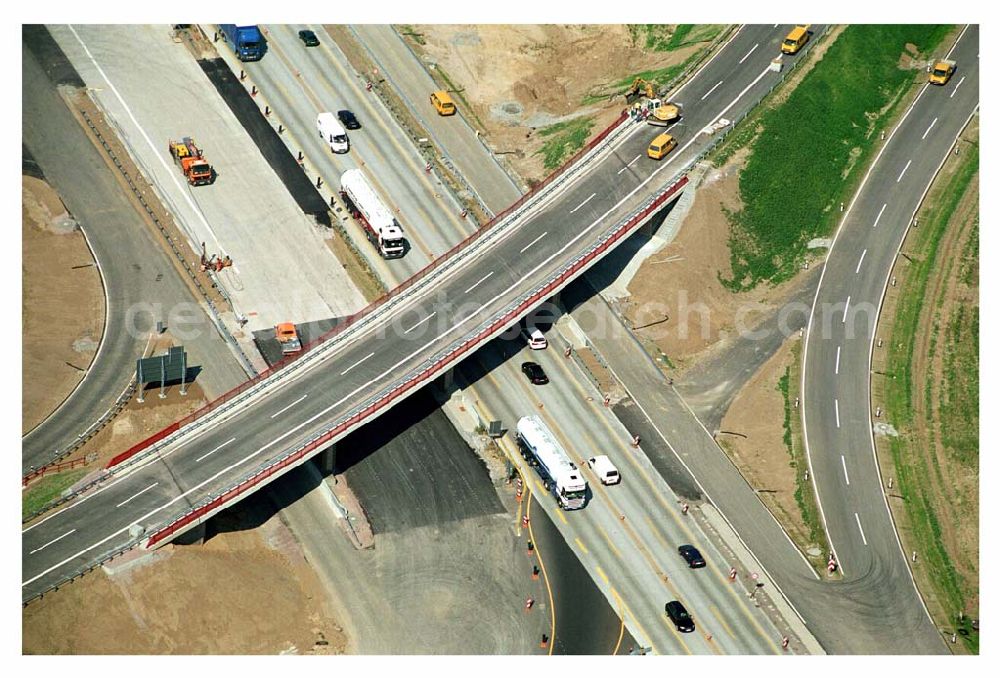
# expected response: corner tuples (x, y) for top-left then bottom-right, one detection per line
(800, 25), (978, 653)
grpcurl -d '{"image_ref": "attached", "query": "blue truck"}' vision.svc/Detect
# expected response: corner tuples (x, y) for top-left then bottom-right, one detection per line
(219, 25), (267, 61)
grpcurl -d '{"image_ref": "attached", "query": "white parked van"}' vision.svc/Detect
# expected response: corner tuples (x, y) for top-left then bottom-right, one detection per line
(317, 112), (349, 153)
(522, 325), (547, 350)
(589, 455), (621, 485)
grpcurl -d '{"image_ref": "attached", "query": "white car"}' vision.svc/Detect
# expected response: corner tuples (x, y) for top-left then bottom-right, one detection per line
(589, 455), (621, 485)
(522, 325), (547, 350)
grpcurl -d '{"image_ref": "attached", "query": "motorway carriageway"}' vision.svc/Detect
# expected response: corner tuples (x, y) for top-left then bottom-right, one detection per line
(23, 25), (822, 624)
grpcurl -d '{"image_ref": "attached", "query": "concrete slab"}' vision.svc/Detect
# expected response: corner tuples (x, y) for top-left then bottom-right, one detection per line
(49, 24), (365, 331)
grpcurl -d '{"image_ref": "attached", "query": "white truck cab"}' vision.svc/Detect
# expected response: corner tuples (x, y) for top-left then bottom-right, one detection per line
(589, 455), (621, 485)
(317, 112), (350, 153)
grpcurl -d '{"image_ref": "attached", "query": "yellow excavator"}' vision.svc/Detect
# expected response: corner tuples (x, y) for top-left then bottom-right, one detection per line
(645, 98), (682, 126)
(625, 77), (656, 103)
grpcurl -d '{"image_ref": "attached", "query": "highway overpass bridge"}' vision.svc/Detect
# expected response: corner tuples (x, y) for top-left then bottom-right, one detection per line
(23, 25), (819, 606)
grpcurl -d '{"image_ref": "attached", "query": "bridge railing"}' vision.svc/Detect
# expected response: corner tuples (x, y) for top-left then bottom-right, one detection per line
(144, 175), (688, 549)
(103, 108), (632, 472)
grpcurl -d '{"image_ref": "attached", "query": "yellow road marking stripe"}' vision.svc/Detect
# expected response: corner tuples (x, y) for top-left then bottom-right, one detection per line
(575, 537), (589, 554)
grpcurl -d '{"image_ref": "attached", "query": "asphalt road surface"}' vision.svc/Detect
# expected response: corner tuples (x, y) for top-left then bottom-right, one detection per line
(21, 30), (247, 474)
(49, 24), (366, 330)
(800, 25), (979, 651)
(21, 23), (818, 618)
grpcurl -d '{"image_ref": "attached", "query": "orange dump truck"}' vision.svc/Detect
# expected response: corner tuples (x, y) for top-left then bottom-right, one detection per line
(169, 137), (214, 186)
(275, 323), (302, 354)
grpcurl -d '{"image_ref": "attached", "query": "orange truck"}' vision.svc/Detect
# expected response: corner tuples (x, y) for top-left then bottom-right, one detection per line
(275, 323), (302, 354)
(168, 137), (214, 186)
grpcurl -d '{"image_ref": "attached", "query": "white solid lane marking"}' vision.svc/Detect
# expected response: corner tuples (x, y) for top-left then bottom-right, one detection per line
(950, 76), (966, 98)
(270, 394), (309, 419)
(520, 231), (548, 254)
(66, 26), (225, 254)
(835, 345), (841, 375)
(855, 249), (867, 274)
(115, 482), (159, 508)
(29, 529), (76, 555)
(464, 271), (494, 295)
(25, 59), (783, 589)
(921, 117), (938, 140)
(896, 159), (912, 183)
(835, 399), (841, 428)
(617, 155), (642, 175)
(195, 437), (236, 463)
(842, 296), (851, 323)
(873, 203), (887, 228)
(738, 43), (759, 64)
(701, 81), (724, 101)
(841, 455), (850, 485)
(570, 193), (597, 214)
(404, 311), (437, 334)
(340, 351), (375, 376)
(855, 512), (868, 545)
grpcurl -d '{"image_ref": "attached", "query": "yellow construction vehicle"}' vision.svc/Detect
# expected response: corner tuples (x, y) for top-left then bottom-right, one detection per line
(169, 137), (214, 186)
(928, 59), (956, 85)
(625, 77), (656, 104)
(645, 98), (682, 126)
(275, 322), (302, 354)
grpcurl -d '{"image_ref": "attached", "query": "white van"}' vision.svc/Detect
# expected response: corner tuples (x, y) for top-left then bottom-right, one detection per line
(317, 112), (349, 153)
(522, 325), (547, 350)
(589, 455), (621, 485)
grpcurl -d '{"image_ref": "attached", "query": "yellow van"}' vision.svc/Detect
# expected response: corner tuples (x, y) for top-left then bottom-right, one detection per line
(647, 133), (677, 160)
(781, 26), (810, 55)
(430, 90), (456, 116)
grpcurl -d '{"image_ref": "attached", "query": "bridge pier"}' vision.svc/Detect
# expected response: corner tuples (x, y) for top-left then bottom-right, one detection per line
(440, 366), (455, 391)
(318, 443), (337, 475)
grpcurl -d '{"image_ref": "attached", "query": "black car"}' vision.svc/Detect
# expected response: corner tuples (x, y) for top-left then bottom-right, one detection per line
(678, 544), (706, 568)
(298, 29), (320, 47)
(665, 600), (695, 633)
(521, 361), (549, 385)
(337, 109), (361, 130)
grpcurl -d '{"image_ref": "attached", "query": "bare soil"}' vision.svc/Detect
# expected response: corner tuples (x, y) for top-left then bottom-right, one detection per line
(408, 25), (709, 182)
(23, 512), (347, 654)
(716, 334), (823, 562)
(22, 176), (105, 435)
(622, 154), (813, 373)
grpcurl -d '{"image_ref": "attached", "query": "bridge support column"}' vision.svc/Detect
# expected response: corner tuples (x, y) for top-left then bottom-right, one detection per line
(318, 444), (337, 475)
(441, 366), (455, 391)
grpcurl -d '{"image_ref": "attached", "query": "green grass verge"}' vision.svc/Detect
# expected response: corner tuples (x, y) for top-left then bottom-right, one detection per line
(23, 469), (88, 520)
(779, 352), (830, 561)
(535, 116), (595, 170)
(720, 24), (952, 290)
(628, 24), (724, 52)
(883, 140), (978, 653)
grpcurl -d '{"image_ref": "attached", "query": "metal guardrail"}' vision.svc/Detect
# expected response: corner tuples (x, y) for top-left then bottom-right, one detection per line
(142, 175), (689, 550)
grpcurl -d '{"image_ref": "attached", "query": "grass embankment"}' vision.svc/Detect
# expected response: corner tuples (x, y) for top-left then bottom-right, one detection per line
(880, 138), (978, 653)
(715, 24), (952, 290)
(23, 469), (88, 520)
(779, 344), (831, 567)
(535, 116), (596, 170)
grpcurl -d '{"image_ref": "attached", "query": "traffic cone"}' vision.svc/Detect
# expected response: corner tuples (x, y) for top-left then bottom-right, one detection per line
(540, 634), (549, 649)
(531, 565), (540, 580)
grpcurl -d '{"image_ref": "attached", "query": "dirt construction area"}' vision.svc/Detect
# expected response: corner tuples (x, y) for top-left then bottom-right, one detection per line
(23, 507), (347, 654)
(22, 175), (105, 434)
(622, 154), (814, 372)
(406, 25), (721, 182)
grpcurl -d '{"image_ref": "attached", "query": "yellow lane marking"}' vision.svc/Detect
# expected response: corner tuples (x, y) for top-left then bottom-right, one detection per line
(659, 613), (693, 655)
(596, 525), (623, 559)
(711, 604), (735, 639)
(575, 537), (589, 554)
(611, 588), (626, 655)
(596, 566), (609, 583)
(526, 494), (556, 656)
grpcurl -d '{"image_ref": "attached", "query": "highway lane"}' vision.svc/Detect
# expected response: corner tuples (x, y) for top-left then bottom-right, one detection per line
(461, 338), (785, 653)
(349, 24), (524, 213)
(221, 23), (475, 283)
(800, 25), (978, 650)
(49, 24), (367, 331)
(22, 24), (818, 602)
(21, 35), (248, 474)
